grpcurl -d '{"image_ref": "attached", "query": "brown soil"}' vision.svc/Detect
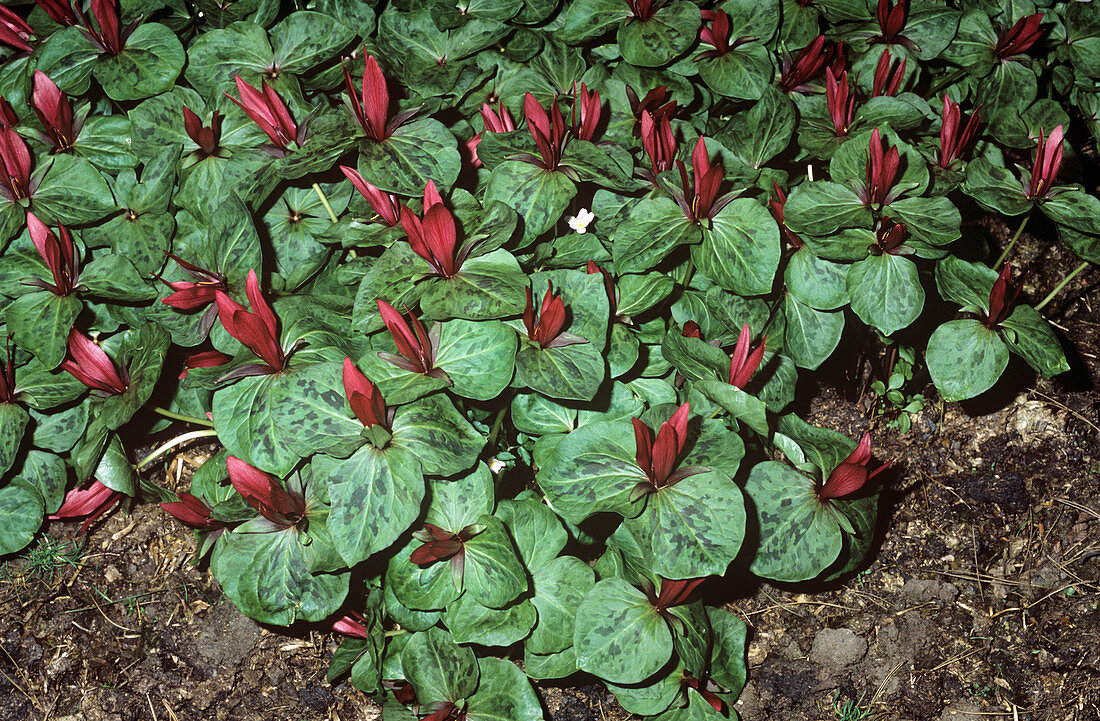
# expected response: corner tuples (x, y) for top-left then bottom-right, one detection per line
(1, 223), (1098, 721)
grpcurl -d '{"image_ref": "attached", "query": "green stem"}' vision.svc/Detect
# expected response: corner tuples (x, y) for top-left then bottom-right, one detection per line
(312, 182), (339, 224)
(1036, 260), (1090, 311)
(384, 628), (408, 637)
(994, 211), (1031, 269)
(137, 429), (219, 470)
(930, 68), (967, 96)
(152, 406), (214, 427)
(487, 391), (515, 447)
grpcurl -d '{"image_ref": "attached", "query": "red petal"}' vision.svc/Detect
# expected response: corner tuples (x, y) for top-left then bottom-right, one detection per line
(65, 328), (126, 394)
(632, 417), (654, 480)
(362, 55), (390, 140)
(377, 300), (422, 368)
(422, 203), (457, 276)
(819, 462), (868, 499)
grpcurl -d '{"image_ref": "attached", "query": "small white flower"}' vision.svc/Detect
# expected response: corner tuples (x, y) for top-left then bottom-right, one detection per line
(567, 208), (595, 234)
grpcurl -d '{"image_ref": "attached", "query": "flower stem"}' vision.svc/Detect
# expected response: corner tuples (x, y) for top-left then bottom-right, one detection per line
(152, 406), (214, 427)
(1036, 260), (1090, 311)
(994, 211), (1031, 269)
(137, 429), (219, 470)
(312, 182), (339, 224)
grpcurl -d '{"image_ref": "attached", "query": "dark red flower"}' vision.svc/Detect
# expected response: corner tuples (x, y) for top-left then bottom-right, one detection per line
(682, 672), (725, 712)
(0, 126), (33, 202)
(0, 5), (34, 53)
(778, 35), (833, 92)
(80, 0), (134, 55)
(332, 611), (373, 639)
(523, 281), (587, 350)
(938, 94), (981, 169)
(570, 82), (601, 142)
(32, 71), (78, 151)
(639, 109), (677, 178)
(0, 334), (15, 404)
(183, 106), (222, 158)
(225, 75), (300, 153)
(343, 356), (389, 431)
(874, 218), (909, 255)
(36, 0), (81, 26)
(871, 48), (906, 98)
(671, 136), (725, 222)
(409, 523), (468, 565)
(161, 254), (226, 311)
(625, 0), (658, 21)
(25, 212), (79, 296)
(1025, 125), (1063, 199)
(698, 10), (732, 57)
(161, 492), (223, 530)
(215, 269), (286, 374)
(49, 480), (122, 533)
(825, 68), (855, 137)
(343, 52), (416, 141)
(61, 328), (128, 395)
(769, 183), (803, 249)
(863, 128), (901, 207)
(817, 433), (890, 500)
(376, 300), (448, 381)
(631, 402), (704, 497)
(626, 85), (677, 139)
(467, 102), (516, 167)
(994, 13), (1044, 60)
(875, 0), (907, 44)
(401, 181), (466, 277)
(983, 264), (1024, 328)
(227, 456), (305, 528)
(177, 350), (231, 379)
(727, 323), (765, 390)
(524, 93), (567, 172)
(340, 165), (400, 227)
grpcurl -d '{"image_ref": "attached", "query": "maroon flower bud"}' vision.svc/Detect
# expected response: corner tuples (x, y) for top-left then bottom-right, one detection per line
(938, 94), (981, 169)
(49, 480), (122, 533)
(727, 324), (765, 390)
(817, 433), (890, 500)
(215, 270), (286, 374)
(994, 13), (1044, 60)
(61, 328), (128, 396)
(1025, 125), (1063, 199)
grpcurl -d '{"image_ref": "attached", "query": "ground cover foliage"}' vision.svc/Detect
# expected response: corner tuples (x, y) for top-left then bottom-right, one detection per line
(0, 0), (1095, 718)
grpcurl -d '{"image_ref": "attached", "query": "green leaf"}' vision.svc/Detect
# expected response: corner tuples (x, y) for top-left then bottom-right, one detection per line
(12, 357), (86, 409)
(509, 392), (576, 435)
(537, 420), (646, 524)
(744, 461), (842, 582)
(401, 627), (479, 706)
(783, 181), (871, 237)
(514, 341), (605, 401)
(694, 198), (781, 296)
(434, 318), (517, 401)
(617, 273), (674, 317)
(29, 403), (87, 454)
(357, 117), (462, 196)
(574, 577), (673, 684)
(961, 157), (1031, 216)
(0, 403), (28, 477)
(270, 11), (355, 73)
(387, 537), (464, 610)
(79, 254), (156, 302)
(211, 528), (349, 624)
(5, 291), (82, 369)
(785, 246), (849, 310)
(212, 374), (300, 477)
(558, 0), (631, 43)
(32, 155), (116, 225)
(783, 295), (845, 370)
(940, 8), (996, 75)
(722, 86), (796, 169)
(926, 319), (1009, 401)
(707, 606), (748, 698)
(443, 594), (536, 646)
(527, 556), (595, 654)
(884, 196), (961, 246)
(485, 161), (577, 246)
(1000, 305), (1069, 378)
(617, 1), (701, 67)
(463, 514), (528, 608)
(72, 115), (138, 171)
(693, 378), (769, 437)
(420, 249), (528, 321)
(846, 253), (925, 336)
(620, 469), (746, 579)
(0, 481), (44, 556)
(697, 43), (774, 100)
(934, 255), (996, 312)
(84, 212), (174, 277)
(608, 667), (683, 716)
(466, 657), (544, 721)
(391, 393), (485, 477)
(982, 61), (1038, 138)
(33, 27), (99, 95)
(324, 443), (424, 565)
(205, 193), (264, 286)
(523, 646), (578, 680)
(269, 361), (366, 459)
(1041, 188), (1100, 236)
(184, 21), (273, 99)
(612, 196), (700, 274)
(95, 323), (169, 431)
(93, 23), (185, 101)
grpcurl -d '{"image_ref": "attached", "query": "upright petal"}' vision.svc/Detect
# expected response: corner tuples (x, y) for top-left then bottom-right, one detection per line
(361, 55), (390, 140)
(244, 269), (278, 339)
(421, 203), (457, 277)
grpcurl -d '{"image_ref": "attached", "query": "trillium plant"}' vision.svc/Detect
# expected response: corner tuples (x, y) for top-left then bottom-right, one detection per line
(0, 0), (1094, 718)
